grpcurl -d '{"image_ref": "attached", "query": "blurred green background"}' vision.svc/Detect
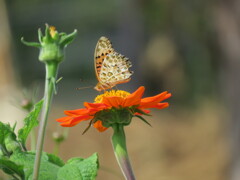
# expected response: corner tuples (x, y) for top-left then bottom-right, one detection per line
(1, 0), (240, 179)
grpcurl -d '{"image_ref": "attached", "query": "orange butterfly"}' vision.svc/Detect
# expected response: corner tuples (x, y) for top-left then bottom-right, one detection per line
(94, 36), (133, 91)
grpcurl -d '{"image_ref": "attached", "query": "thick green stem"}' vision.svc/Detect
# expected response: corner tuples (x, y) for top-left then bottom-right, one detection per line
(111, 124), (136, 180)
(33, 62), (58, 180)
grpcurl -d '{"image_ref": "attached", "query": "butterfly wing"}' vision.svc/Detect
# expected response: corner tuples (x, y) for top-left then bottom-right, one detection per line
(94, 36), (133, 91)
(99, 52), (133, 87)
(94, 37), (113, 83)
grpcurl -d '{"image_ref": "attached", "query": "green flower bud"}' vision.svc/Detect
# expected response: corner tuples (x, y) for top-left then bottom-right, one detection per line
(52, 132), (65, 144)
(21, 24), (77, 64)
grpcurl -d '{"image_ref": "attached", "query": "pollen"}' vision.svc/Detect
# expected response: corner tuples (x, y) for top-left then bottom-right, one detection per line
(94, 90), (130, 103)
(49, 26), (56, 37)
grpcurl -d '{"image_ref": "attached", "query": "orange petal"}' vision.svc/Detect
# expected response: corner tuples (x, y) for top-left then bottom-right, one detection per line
(84, 102), (108, 109)
(102, 96), (124, 108)
(56, 116), (72, 122)
(152, 102), (169, 109)
(134, 109), (151, 115)
(59, 115), (92, 127)
(93, 120), (108, 132)
(64, 108), (90, 116)
(139, 92), (171, 109)
(122, 86), (145, 107)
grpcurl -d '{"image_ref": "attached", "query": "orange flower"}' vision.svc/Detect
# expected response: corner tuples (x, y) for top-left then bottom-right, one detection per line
(56, 86), (171, 132)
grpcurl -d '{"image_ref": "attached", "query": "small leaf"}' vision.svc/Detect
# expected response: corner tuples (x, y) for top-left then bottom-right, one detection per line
(18, 100), (43, 149)
(38, 28), (43, 43)
(56, 77), (63, 84)
(82, 119), (94, 135)
(47, 153), (65, 167)
(0, 122), (18, 156)
(0, 122), (14, 146)
(21, 37), (41, 48)
(57, 153), (99, 180)
(45, 24), (51, 40)
(59, 29), (77, 47)
(135, 115), (152, 127)
(0, 158), (24, 179)
(134, 108), (151, 116)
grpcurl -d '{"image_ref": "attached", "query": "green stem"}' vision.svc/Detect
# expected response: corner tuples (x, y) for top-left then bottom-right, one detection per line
(53, 142), (60, 156)
(33, 62), (59, 180)
(30, 129), (36, 151)
(111, 124), (136, 180)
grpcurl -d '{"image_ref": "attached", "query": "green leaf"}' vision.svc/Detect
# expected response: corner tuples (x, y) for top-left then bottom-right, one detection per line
(59, 29), (77, 48)
(57, 153), (99, 180)
(18, 100), (43, 150)
(10, 151), (61, 180)
(0, 122), (18, 156)
(0, 122), (14, 146)
(21, 37), (41, 48)
(134, 108), (151, 116)
(46, 153), (65, 167)
(135, 115), (152, 127)
(0, 158), (24, 179)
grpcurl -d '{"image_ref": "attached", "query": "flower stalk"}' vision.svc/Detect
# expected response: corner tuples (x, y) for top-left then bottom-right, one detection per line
(111, 124), (135, 180)
(33, 61), (58, 180)
(22, 24), (77, 180)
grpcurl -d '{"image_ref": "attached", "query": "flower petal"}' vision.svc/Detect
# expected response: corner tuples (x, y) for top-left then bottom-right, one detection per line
(122, 86), (145, 107)
(102, 96), (124, 108)
(59, 115), (92, 127)
(64, 108), (90, 116)
(134, 109), (151, 115)
(93, 120), (108, 132)
(139, 92), (171, 109)
(84, 102), (109, 109)
(151, 102), (169, 109)
(56, 116), (73, 122)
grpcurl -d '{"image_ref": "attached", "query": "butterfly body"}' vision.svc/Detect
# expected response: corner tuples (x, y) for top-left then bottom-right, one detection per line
(94, 36), (133, 91)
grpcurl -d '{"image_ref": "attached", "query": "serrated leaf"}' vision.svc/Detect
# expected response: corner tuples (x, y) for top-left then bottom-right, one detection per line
(57, 153), (99, 180)
(0, 122), (15, 146)
(46, 153), (65, 167)
(10, 151), (61, 180)
(135, 115), (152, 127)
(0, 158), (24, 179)
(18, 100), (43, 149)
(0, 122), (18, 155)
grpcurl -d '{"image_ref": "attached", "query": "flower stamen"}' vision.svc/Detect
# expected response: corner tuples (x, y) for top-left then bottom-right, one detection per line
(49, 26), (56, 37)
(94, 90), (130, 103)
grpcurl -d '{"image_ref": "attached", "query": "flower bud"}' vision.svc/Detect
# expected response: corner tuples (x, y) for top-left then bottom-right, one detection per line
(21, 24), (77, 64)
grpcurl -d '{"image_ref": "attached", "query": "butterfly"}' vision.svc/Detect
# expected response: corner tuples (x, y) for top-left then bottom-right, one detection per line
(94, 36), (133, 91)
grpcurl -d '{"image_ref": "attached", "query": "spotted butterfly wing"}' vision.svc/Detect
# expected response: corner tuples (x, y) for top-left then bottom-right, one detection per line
(94, 36), (133, 91)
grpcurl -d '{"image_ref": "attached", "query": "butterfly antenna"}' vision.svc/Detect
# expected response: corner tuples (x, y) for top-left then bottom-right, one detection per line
(76, 86), (94, 90)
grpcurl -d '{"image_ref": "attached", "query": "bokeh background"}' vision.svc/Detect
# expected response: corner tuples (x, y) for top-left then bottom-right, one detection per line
(1, 0), (240, 179)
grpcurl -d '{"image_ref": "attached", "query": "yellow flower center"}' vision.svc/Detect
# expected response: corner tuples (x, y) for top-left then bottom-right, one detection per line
(49, 26), (56, 37)
(94, 90), (130, 103)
